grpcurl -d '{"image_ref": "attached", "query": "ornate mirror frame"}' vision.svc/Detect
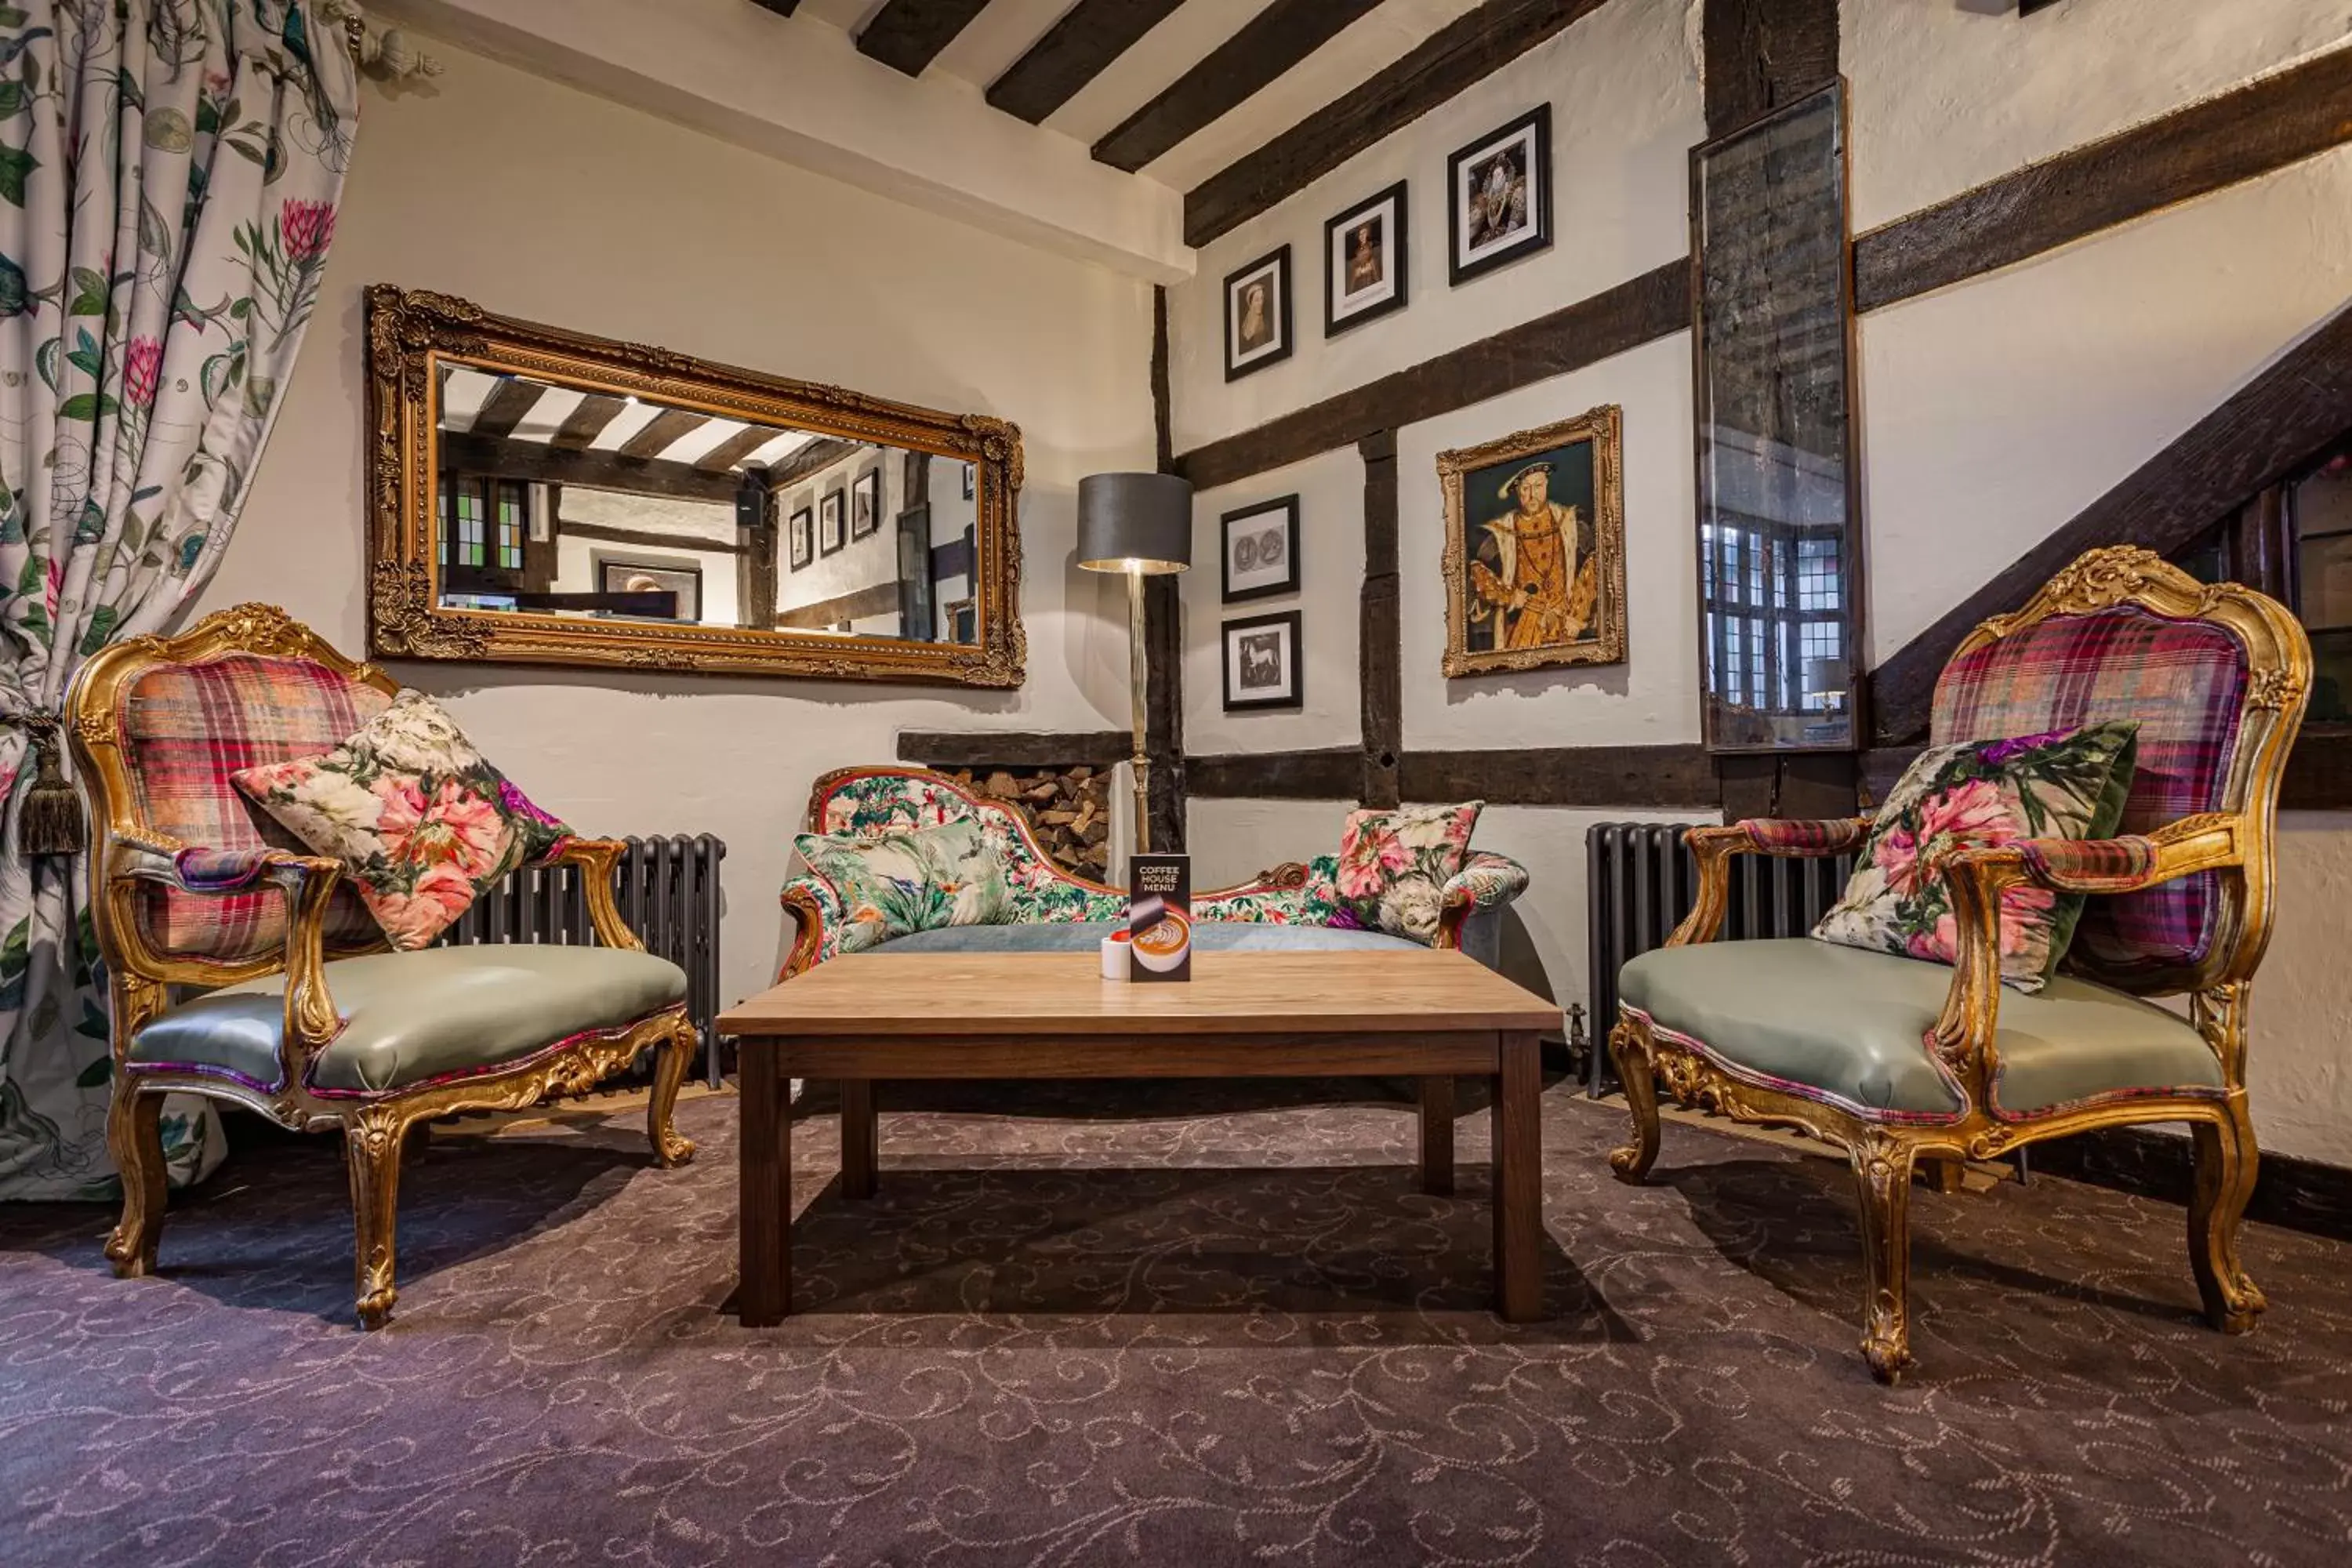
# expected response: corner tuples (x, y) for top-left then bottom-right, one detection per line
(364, 285), (1026, 685)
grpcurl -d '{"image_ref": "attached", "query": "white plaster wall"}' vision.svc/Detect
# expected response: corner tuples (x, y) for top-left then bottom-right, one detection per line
(1860, 149), (2352, 663)
(1397, 331), (1700, 750)
(2256, 815), (2352, 1160)
(197, 38), (1155, 1007)
(554, 489), (741, 627)
(1844, 0), (2352, 230)
(1184, 448), (1366, 756)
(1185, 797), (1352, 890)
(1166, 0), (1702, 452)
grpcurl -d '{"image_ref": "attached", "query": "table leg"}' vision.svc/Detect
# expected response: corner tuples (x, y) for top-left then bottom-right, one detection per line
(738, 1042), (791, 1325)
(1417, 1075), (1455, 1196)
(1491, 1030), (1543, 1323)
(841, 1078), (877, 1200)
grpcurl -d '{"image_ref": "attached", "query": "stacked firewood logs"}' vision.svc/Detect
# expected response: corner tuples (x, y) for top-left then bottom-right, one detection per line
(940, 765), (1114, 879)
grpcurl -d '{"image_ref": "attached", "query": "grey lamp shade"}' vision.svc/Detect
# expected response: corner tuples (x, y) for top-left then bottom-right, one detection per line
(1076, 472), (1193, 574)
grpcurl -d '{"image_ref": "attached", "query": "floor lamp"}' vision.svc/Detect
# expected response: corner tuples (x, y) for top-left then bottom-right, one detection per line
(1076, 472), (1193, 855)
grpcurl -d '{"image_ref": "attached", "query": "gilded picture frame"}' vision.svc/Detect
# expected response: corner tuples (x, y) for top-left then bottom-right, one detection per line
(1439, 405), (1627, 677)
(363, 285), (1026, 685)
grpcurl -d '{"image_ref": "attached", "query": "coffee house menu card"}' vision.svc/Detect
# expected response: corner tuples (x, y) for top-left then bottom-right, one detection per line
(1128, 855), (1192, 982)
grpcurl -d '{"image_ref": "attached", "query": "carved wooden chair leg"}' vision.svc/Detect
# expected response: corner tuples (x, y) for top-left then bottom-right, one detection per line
(1850, 1135), (1918, 1384)
(2189, 1093), (2266, 1334)
(343, 1108), (409, 1330)
(103, 1083), (168, 1278)
(1606, 1018), (1661, 1184)
(648, 1015), (699, 1169)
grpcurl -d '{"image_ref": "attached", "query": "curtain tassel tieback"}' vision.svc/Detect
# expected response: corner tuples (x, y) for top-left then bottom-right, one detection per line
(15, 714), (86, 857)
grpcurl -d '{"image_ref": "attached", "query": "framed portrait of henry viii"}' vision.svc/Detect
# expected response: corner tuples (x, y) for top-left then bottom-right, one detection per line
(1439, 405), (1626, 677)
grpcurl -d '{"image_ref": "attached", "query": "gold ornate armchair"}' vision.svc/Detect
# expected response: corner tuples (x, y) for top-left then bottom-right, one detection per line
(68, 604), (699, 1329)
(1608, 548), (2310, 1381)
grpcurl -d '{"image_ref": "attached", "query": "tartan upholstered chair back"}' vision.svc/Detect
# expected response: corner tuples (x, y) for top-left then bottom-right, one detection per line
(1927, 548), (2309, 997)
(75, 605), (398, 968)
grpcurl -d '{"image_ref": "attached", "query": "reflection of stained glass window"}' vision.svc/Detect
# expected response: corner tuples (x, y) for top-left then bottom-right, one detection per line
(455, 485), (485, 568)
(437, 476), (452, 566)
(496, 481), (526, 570)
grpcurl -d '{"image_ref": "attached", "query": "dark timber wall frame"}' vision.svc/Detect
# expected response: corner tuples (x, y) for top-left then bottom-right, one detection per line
(1147, 289), (1187, 852)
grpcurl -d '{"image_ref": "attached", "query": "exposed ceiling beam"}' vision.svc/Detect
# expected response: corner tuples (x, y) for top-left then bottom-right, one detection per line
(1184, 0), (1612, 249)
(372, 0), (1191, 285)
(985, 0), (1188, 125)
(858, 0), (994, 77)
(618, 407), (710, 459)
(466, 377), (545, 441)
(1094, 0), (1385, 174)
(694, 423), (788, 472)
(764, 435), (866, 488)
(550, 393), (630, 450)
(441, 431), (739, 503)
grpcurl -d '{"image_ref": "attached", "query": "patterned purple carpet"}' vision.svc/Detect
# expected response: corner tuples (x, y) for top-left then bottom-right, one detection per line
(3, 1080), (2349, 1566)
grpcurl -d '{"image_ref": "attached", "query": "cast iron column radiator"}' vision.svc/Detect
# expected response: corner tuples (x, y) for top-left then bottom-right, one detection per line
(1584, 822), (1855, 1097)
(437, 834), (728, 1087)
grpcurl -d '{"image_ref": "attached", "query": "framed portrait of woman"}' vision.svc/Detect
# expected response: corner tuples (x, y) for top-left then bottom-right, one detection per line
(1222, 246), (1292, 381)
(1438, 404), (1625, 677)
(1324, 180), (1407, 336)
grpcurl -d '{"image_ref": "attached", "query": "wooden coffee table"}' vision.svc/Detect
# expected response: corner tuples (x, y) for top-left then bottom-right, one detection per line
(717, 949), (1559, 1326)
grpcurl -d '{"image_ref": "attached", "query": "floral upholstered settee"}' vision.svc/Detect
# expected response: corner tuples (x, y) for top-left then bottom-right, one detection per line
(778, 767), (1529, 978)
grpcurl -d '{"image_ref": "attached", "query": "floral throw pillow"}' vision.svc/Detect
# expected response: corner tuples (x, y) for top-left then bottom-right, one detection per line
(1327, 801), (1483, 945)
(230, 691), (572, 951)
(793, 817), (1011, 953)
(1812, 721), (2139, 991)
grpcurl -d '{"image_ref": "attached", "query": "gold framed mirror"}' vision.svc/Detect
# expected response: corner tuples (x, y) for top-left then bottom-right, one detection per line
(363, 286), (1025, 685)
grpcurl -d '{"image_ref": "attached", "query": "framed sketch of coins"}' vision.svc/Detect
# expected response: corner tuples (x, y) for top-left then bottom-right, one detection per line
(1219, 495), (1300, 603)
(1439, 405), (1625, 677)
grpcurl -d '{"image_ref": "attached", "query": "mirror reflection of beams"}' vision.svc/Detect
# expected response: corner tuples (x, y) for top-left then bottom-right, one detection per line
(430, 362), (983, 646)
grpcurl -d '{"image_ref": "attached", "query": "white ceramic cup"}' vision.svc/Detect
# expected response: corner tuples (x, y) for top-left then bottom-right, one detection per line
(1100, 931), (1131, 982)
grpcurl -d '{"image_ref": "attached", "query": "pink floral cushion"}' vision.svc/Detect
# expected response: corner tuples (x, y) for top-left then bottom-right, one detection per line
(1323, 801), (1483, 945)
(230, 691), (572, 950)
(1812, 722), (2139, 993)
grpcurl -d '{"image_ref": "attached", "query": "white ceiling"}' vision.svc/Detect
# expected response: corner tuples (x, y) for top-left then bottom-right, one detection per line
(377, 0), (1523, 281)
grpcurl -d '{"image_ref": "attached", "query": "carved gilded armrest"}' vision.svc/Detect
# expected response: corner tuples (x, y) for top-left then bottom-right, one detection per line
(1671, 817), (1875, 946)
(107, 841), (347, 1073)
(1929, 814), (2245, 1095)
(777, 873), (887, 979)
(530, 837), (647, 952)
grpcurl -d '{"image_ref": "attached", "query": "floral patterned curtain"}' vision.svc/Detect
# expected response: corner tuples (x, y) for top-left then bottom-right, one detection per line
(0, 2), (356, 1199)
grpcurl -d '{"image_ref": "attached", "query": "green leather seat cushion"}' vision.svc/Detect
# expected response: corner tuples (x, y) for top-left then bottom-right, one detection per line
(1619, 938), (2223, 1119)
(129, 945), (687, 1094)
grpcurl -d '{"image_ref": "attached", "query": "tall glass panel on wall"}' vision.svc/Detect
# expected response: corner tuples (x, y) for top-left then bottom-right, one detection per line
(1691, 82), (1863, 751)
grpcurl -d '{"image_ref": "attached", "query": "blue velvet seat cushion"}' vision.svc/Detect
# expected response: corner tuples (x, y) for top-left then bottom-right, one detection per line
(1620, 938), (2225, 1120)
(876, 920), (1424, 955)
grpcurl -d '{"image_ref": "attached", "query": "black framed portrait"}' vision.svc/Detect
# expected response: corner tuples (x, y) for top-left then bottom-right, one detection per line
(1221, 609), (1302, 712)
(1447, 105), (1551, 285)
(818, 487), (846, 556)
(788, 506), (814, 570)
(1219, 495), (1300, 603)
(1325, 180), (1408, 336)
(851, 468), (883, 540)
(960, 461), (975, 501)
(1223, 246), (1292, 381)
